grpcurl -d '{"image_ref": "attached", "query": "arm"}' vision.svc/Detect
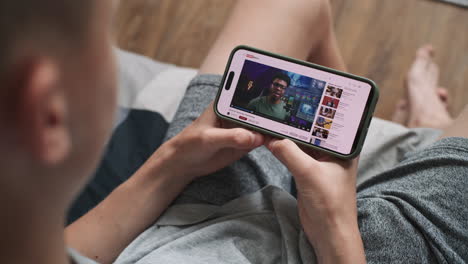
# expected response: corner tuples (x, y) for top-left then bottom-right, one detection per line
(65, 103), (264, 264)
(266, 139), (366, 264)
(65, 150), (188, 264)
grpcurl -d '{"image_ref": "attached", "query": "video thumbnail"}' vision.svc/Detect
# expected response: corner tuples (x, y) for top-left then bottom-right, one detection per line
(325, 85), (343, 98)
(316, 116), (333, 129)
(313, 138), (322, 146)
(231, 60), (326, 132)
(312, 127), (329, 139)
(322, 96), (340, 109)
(319, 106), (336, 119)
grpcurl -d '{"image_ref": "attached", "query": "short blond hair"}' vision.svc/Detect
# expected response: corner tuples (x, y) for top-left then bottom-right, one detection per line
(0, 1), (92, 79)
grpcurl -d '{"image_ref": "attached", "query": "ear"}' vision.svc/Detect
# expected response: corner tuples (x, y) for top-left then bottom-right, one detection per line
(16, 59), (71, 166)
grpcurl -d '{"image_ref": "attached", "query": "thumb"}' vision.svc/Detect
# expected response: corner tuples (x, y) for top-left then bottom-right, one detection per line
(266, 138), (319, 176)
(203, 128), (264, 149)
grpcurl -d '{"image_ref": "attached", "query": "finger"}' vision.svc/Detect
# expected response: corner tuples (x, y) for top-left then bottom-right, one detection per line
(267, 136), (327, 161)
(199, 102), (238, 129)
(338, 156), (359, 171)
(264, 135), (277, 147)
(198, 102), (217, 124)
(203, 128), (264, 149)
(219, 119), (238, 129)
(266, 138), (319, 176)
(297, 144), (327, 160)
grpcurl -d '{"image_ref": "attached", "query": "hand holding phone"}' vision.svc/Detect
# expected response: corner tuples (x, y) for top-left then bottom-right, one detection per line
(214, 46), (379, 159)
(157, 102), (264, 181)
(266, 137), (365, 262)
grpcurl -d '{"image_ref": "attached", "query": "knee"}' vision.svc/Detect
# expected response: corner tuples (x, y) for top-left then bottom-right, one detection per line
(311, 0), (333, 29)
(287, 0), (333, 34)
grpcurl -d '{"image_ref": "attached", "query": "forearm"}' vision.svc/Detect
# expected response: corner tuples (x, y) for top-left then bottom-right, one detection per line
(65, 150), (190, 263)
(303, 212), (366, 264)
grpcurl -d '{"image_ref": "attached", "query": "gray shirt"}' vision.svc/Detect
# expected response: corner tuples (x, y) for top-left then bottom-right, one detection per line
(70, 137), (468, 264)
(247, 96), (288, 120)
(70, 186), (315, 264)
(114, 186), (316, 264)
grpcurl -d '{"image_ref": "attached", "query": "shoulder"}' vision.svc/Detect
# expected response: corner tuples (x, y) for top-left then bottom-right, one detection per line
(248, 96), (264, 106)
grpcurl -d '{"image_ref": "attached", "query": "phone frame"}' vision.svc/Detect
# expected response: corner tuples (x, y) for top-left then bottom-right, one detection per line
(214, 45), (379, 159)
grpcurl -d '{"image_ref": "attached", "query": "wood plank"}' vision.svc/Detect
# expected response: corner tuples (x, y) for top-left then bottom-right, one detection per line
(332, 0), (468, 119)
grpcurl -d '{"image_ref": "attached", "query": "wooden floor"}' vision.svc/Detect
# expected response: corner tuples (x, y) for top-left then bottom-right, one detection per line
(116, 0), (468, 120)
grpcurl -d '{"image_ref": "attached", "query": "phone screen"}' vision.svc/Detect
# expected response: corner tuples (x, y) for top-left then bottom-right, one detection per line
(216, 48), (375, 156)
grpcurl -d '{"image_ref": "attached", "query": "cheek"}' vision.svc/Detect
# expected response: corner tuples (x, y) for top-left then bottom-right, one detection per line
(71, 43), (117, 153)
(101, 48), (118, 120)
(96, 47), (118, 140)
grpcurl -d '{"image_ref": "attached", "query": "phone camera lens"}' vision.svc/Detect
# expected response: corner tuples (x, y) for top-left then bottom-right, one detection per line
(225, 71), (235, 90)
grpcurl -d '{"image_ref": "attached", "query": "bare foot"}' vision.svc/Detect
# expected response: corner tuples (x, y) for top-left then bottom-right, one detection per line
(392, 45), (453, 129)
(392, 87), (450, 125)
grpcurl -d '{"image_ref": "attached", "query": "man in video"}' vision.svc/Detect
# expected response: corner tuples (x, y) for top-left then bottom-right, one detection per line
(247, 73), (291, 120)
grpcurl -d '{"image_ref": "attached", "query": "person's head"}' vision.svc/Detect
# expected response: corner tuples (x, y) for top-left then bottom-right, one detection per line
(268, 72), (290, 102)
(0, 0), (118, 209)
(247, 80), (254, 89)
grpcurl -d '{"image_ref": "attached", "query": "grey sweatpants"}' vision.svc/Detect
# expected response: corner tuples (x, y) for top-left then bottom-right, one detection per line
(165, 75), (441, 204)
(164, 75), (468, 262)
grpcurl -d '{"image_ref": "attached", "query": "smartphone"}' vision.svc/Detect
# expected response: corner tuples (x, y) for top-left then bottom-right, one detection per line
(214, 46), (379, 159)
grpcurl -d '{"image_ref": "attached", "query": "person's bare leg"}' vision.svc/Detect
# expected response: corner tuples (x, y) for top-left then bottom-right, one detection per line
(306, 21), (345, 71)
(199, 0), (345, 75)
(392, 45), (453, 128)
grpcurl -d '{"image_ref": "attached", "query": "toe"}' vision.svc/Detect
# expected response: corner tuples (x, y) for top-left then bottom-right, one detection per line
(417, 45), (434, 58)
(408, 45), (440, 88)
(437, 87), (449, 102)
(437, 87), (450, 111)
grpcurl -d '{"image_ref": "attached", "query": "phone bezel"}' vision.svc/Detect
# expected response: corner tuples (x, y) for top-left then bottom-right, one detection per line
(214, 45), (379, 159)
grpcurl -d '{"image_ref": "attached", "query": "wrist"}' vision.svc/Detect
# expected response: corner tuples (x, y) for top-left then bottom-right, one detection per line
(311, 225), (365, 264)
(128, 145), (193, 197)
(300, 201), (359, 239)
(300, 208), (365, 264)
(142, 141), (195, 184)
(304, 213), (359, 239)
